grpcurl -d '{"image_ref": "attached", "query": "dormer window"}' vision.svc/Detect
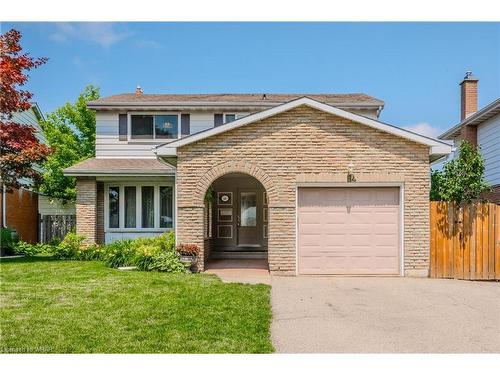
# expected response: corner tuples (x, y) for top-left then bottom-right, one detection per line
(130, 114), (179, 140)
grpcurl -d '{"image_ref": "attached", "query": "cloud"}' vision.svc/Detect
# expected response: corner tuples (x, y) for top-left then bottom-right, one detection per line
(49, 22), (130, 48)
(403, 122), (441, 138)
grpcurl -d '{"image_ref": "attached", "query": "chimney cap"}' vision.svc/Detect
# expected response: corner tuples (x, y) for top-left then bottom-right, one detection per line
(135, 86), (144, 96)
(461, 71), (478, 83)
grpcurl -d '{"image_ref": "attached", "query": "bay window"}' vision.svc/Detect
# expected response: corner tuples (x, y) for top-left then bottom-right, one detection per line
(105, 183), (174, 231)
(130, 114), (179, 140)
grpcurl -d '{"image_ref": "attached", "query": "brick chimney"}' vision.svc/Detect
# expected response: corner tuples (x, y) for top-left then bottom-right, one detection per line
(135, 86), (143, 96)
(459, 71), (478, 145)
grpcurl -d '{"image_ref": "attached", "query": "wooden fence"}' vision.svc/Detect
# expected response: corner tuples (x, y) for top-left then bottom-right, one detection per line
(40, 215), (76, 243)
(430, 202), (500, 280)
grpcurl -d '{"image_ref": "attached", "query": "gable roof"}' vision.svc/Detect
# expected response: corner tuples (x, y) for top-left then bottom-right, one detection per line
(439, 98), (500, 140)
(88, 93), (384, 110)
(154, 97), (452, 162)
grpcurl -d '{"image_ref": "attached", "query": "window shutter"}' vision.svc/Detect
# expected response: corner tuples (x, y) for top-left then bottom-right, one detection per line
(214, 113), (223, 127)
(119, 114), (128, 141)
(181, 114), (190, 137)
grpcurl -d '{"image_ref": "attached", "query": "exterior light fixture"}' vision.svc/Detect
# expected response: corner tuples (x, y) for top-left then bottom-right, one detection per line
(347, 163), (356, 182)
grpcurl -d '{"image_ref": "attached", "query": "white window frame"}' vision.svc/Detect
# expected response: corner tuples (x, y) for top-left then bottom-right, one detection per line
(104, 182), (175, 232)
(223, 113), (248, 124)
(127, 112), (181, 142)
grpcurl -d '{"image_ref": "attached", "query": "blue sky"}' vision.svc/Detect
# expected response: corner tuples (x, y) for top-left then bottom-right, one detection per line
(3, 22), (499, 137)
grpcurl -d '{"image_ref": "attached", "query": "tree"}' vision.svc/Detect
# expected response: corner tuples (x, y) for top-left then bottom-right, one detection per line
(0, 29), (51, 190)
(433, 140), (491, 204)
(39, 85), (100, 203)
(430, 169), (444, 201)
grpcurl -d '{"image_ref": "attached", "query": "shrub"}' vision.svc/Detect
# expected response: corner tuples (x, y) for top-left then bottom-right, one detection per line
(102, 239), (136, 268)
(53, 232), (86, 259)
(1, 227), (15, 252)
(13, 241), (55, 256)
(102, 232), (185, 273)
(150, 252), (187, 273)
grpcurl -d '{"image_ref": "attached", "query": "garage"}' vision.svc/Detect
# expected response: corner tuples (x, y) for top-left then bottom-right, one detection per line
(297, 187), (401, 275)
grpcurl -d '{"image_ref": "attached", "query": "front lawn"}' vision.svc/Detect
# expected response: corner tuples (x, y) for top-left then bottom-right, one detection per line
(0, 257), (273, 353)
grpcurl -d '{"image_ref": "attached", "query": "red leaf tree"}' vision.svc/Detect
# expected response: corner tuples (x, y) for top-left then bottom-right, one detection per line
(0, 29), (52, 191)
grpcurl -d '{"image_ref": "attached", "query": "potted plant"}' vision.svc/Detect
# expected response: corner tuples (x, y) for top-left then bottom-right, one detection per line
(176, 243), (200, 269)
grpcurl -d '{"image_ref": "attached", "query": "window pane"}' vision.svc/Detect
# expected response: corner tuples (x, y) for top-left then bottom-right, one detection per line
(155, 115), (178, 139)
(108, 187), (119, 228)
(159, 186), (173, 228)
(141, 186), (155, 228)
(131, 115), (153, 139)
(124, 186), (136, 228)
(240, 192), (256, 227)
(225, 114), (236, 123)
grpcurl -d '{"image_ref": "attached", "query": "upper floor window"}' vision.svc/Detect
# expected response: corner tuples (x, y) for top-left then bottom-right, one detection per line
(224, 114), (236, 123)
(131, 114), (178, 140)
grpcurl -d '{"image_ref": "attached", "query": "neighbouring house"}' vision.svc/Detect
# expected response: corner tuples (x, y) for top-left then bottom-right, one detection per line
(0, 103), (76, 244)
(438, 72), (500, 204)
(64, 89), (451, 276)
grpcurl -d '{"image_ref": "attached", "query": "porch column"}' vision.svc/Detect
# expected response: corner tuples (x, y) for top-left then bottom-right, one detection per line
(177, 206), (205, 271)
(76, 177), (97, 245)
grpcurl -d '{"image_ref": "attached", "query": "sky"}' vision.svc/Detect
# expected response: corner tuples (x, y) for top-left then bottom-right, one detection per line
(3, 22), (500, 137)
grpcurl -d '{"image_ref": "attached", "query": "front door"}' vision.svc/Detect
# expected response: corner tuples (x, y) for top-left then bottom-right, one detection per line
(237, 190), (260, 247)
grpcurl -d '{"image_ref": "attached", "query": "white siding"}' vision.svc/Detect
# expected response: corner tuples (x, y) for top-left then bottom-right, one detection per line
(38, 195), (76, 215)
(478, 113), (500, 186)
(95, 112), (160, 158)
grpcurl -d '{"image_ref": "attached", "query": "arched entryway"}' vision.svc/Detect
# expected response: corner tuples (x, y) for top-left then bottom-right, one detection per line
(204, 173), (269, 265)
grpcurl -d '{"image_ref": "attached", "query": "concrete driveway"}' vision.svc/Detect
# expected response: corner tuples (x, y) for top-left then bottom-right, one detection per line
(271, 277), (500, 353)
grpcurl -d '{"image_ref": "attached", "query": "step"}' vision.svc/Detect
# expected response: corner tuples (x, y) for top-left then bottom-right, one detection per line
(210, 251), (268, 259)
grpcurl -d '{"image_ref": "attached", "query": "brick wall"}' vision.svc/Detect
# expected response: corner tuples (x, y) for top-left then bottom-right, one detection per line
(176, 105), (430, 276)
(76, 177), (97, 244)
(0, 188), (38, 243)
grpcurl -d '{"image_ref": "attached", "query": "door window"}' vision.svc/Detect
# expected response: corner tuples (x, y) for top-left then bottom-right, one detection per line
(240, 192), (257, 227)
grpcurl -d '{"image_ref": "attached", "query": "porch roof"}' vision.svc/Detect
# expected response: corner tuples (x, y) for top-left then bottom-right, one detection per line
(63, 158), (175, 177)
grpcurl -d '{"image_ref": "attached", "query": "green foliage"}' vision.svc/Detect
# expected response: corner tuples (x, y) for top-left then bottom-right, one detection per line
(434, 140), (491, 204)
(9, 231), (184, 274)
(1, 228), (15, 250)
(430, 169), (444, 201)
(13, 241), (53, 256)
(39, 85), (100, 203)
(53, 232), (87, 259)
(101, 232), (185, 273)
(102, 240), (136, 268)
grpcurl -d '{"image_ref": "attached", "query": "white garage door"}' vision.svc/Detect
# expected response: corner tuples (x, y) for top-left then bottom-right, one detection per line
(298, 187), (400, 275)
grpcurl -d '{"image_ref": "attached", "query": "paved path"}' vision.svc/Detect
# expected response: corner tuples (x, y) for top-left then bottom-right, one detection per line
(204, 259), (270, 285)
(271, 276), (500, 353)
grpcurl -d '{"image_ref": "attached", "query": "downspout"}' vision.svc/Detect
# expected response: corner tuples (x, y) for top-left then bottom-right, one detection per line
(2, 184), (6, 228)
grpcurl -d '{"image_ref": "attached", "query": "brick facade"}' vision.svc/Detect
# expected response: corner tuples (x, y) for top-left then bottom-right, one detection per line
(176, 105), (430, 276)
(76, 177), (98, 244)
(0, 188), (38, 243)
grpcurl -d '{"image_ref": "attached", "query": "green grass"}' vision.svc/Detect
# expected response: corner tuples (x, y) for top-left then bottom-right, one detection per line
(0, 257), (273, 353)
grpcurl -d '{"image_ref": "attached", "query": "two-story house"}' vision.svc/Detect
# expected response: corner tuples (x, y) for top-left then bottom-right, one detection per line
(65, 90), (451, 276)
(439, 72), (500, 203)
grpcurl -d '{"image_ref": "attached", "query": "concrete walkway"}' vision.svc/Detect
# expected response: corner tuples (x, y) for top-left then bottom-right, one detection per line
(204, 259), (271, 285)
(271, 276), (500, 353)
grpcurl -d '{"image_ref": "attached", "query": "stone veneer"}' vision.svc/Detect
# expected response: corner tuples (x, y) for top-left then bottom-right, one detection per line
(175, 105), (431, 276)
